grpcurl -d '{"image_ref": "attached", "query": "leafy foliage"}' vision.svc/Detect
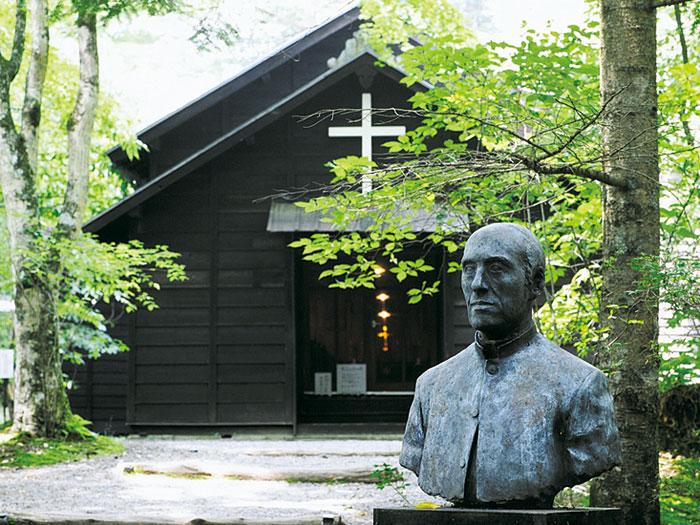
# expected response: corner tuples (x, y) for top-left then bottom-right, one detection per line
(660, 456), (700, 525)
(288, 0), (699, 390)
(35, 234), (187, 365)
(0, 2), (186, 367)
(370, 462), (410, 505)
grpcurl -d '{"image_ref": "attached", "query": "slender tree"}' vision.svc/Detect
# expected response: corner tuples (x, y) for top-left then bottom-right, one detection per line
(589, 1), (661, 523)
(0, 0), (183, 437)
(292, 1), (698, 522)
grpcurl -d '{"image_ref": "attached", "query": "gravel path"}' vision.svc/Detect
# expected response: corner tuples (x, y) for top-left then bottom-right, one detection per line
(0, 437), (445, 524)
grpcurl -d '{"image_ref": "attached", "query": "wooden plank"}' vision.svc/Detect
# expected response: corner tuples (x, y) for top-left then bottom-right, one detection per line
(216, 344), (286, 364)
(218, 383), (285, 403)
(217, 269), (285, 288)
(171, 251), (211, 270)
(217, 211), (269, 232)
(85, 359), (93, 420)
(217, 174), (291, 200)
(216, 307), (286, 326)
(217, 363), (286, 383)
(92, 384), (127, 396)
(93, 372), (128, 385)
(91, 408), (127, 422)
(148, 193), (210, 213)
(160, 104), (223, 151)
(137, 232), (211, 251)
(136, 384), (209, 404)
(135, 326), (210, 346)
(136, 364), (209, 384)
(127, 288), (137, 424)
(218, 232), (287, 251)
(92, 352), (128, 365)
(217, 250), (286, 269)
(92, 396), (127, 409)
(136, 307), (210, 327)
(134, 403), (209, 423)
(140, 211), (210, 234)
(442, 262), (455, 362)
(137, 346), (210, 365)
(158, 269), (210, 288)
(217, 326), (287, 345)
(209, 167), (219, 423)
(217, 288), (285, 307)
(150, 288), (211, 308)
(286, 233), (297, 432)
(216, 402), (287, 423)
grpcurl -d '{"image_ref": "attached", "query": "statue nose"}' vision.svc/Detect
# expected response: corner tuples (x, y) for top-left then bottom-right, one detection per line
(471, 266), (488, 291)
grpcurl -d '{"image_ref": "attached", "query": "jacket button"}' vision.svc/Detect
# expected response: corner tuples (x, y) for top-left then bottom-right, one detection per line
(460, 459), (466, 468)
(471, 407), (479, 418)
(486, 362), (499, 375)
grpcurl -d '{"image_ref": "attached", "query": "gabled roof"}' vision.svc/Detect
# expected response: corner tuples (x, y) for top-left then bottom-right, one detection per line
(108, 5), (361, 165)
(87, 51), (429, 233)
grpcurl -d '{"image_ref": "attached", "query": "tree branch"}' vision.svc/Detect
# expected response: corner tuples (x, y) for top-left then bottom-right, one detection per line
(653, 0), (695, 9)
(673, 4), (695, 147)
(58, 11), (99, 237)
(512, 154), (629, 188)
(21, 0), (49, 173)
(0, 0), (28, 82)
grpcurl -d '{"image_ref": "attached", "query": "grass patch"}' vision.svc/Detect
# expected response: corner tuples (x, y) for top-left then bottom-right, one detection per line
(124, 465), (211, 479)
(661, 456), (700, 525)
(0, 415), (124, 469)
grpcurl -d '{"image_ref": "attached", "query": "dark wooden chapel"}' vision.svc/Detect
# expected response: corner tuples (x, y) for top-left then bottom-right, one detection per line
(70, 7), (474, 433)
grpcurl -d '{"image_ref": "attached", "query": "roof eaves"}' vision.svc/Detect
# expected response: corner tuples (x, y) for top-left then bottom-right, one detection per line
(108, 5), (360, 164)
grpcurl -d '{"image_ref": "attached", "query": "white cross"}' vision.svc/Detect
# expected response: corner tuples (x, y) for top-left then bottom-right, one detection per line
(328, 93), (406, 193)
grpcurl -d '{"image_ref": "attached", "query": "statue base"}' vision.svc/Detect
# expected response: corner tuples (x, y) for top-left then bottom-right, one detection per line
(373, 507), (622, 525)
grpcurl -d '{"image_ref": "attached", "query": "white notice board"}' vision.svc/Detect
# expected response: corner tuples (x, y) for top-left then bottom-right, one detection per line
(0, 349), (13, 379)
(336, 364), (367, 395)
(314, 372), (332, 396)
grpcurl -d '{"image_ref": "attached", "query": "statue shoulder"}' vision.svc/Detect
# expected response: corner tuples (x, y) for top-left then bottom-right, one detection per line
(415, 343), (477, 389)
(535, 333), (606, 384)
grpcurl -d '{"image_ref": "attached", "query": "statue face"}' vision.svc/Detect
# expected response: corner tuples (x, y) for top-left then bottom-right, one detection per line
(461, 229), (534, 339)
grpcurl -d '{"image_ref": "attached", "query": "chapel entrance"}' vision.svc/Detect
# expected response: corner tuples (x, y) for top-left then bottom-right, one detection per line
(297, 251), (442, 423)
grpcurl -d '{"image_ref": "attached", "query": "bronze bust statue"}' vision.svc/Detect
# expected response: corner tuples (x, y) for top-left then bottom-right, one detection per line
(399, 223), (621, 508)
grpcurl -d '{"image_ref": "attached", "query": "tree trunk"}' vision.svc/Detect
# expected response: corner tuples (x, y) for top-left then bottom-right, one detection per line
(0, 78), (68, 437)
(11, 276), (66, 436)
(59, 11), (99, 237)
(20, 0), (49, 172)
(0, 3), (68, 437)
(590, 1), (660, 524)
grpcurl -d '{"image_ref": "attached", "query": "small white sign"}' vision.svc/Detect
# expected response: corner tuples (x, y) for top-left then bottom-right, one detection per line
(0, 349), (13, 379)
(337, 364), (367, 395)
(314, 372), (332, 396)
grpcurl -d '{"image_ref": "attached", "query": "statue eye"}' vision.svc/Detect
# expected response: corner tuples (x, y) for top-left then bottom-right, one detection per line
(489, 262), (506, 274)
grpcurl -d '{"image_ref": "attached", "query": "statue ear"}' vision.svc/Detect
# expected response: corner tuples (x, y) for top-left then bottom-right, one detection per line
(530, 268), (545, 300)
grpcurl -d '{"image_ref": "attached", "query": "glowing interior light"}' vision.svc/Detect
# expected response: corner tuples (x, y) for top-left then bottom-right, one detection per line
(378, 310), (391, 319)
(376, 292), (390, 302)
(374, 265), (386, 276)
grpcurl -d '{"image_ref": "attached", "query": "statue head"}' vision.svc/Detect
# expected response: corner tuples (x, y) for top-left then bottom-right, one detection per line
(460, 223), (546, 340)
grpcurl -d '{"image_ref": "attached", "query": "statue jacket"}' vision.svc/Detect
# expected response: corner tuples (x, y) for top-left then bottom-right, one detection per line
(399, 332), (621, 503)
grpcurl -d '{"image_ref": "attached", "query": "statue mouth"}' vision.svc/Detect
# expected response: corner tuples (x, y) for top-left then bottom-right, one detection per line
(471, 301), (496, 309)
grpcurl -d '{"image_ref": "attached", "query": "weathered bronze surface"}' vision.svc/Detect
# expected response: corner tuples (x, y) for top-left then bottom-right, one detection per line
(399, 223), (621, 506)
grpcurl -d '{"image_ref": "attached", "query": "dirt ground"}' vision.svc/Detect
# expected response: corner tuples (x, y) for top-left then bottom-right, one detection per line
(0, 436), (444, 525)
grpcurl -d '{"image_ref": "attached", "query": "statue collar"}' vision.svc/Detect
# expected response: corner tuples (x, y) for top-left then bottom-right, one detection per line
(475, 323), (537, 360)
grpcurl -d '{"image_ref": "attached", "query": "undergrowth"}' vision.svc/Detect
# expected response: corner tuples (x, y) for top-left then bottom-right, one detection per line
(0, 414), (124, 468)
(660, 456), (700, 525)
